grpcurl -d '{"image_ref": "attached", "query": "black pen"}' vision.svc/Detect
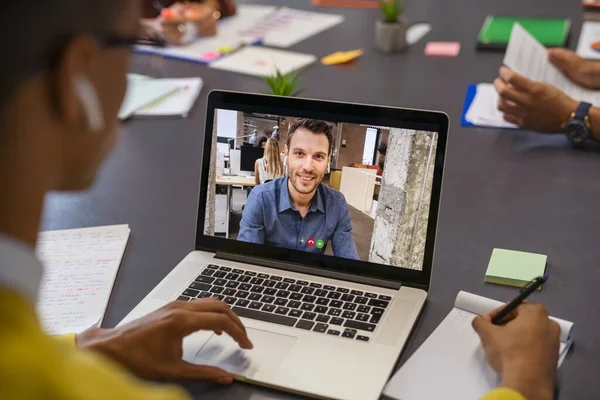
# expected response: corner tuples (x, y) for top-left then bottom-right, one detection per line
(491, 275), (547, 325)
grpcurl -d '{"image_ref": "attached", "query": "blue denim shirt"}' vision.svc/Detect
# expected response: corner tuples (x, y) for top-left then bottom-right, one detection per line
(238, 177), (359, 260)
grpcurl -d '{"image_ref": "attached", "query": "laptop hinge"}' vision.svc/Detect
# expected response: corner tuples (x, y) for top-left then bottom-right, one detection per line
(215, 251), (402, 290)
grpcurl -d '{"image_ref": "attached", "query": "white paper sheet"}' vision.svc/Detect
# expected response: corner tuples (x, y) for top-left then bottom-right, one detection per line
(210, 46), (316, 77)
(36, 225), (130, 335)
(135, 77), (203, 117)
(119, 76), (180, 119)
(383, 290), (574, 400)
(576, 21), (600, 60)
(504, 23), (600, 105)
(238, 7), (344, 48)
(465, 83), (519, 129)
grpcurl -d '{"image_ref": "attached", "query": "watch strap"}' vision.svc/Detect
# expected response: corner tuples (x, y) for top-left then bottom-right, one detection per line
(574, 102), (592, 121)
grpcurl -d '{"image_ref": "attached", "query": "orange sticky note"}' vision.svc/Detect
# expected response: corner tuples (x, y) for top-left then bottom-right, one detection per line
(424, 41), (461, 57)
(321, 49), (363, 65)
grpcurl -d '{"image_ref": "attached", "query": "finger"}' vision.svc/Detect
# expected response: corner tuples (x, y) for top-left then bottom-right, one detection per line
(472, 315), (496, 342)
(503, 113), (524, 127)
(494, 77), (530, 105)
(178, 310), (253, 349)
(499, 66), (535, 92)
(487, 303), (519, 324)
(174, 361), (234, 383)
(497, 98), (527, 119)
(547, 48), (581, 75)
(184, 299), (247, 335)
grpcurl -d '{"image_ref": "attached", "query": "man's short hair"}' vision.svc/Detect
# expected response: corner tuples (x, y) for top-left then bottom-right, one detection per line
(287, 119), (333, 154)
(0, 1), (122, 110)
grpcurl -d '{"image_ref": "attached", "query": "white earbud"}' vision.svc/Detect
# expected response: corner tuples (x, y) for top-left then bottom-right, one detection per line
(327, 162), (331, 174)
(73, 74), (105, 132)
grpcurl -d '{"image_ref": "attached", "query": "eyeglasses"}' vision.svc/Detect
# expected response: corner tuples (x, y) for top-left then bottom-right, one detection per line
(98, 34), (167, 49)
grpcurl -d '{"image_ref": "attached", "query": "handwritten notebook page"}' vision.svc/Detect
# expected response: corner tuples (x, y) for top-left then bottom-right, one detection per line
(36, 225), (130, 335)
(383, 291), (574, 400)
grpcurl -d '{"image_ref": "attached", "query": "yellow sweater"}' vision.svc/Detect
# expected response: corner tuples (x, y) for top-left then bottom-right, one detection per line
(0, 289), (524, 400)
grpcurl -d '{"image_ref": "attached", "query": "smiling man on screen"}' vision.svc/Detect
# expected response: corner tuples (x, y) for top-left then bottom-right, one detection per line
(238, 118), (360, 260)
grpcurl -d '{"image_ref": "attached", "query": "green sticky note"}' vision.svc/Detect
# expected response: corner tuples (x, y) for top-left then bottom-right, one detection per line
(477, 16), (571, 49)
(485, 249), (547, 288)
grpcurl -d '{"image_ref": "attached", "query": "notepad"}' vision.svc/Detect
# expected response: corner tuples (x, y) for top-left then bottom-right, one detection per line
(36, 225), (130, 335)
(383, 291), (574, 400)
(485, 248), (547, 288)
(477, 16), (570, 50)
(119, 76), (180, 119)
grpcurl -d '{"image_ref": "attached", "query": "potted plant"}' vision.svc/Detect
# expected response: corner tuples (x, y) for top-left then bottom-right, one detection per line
(375, 0), (408, 53)
(262, 68), (306, 97)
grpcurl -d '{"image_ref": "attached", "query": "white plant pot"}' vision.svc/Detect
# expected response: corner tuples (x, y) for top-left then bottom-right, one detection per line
(375, 17), (408, 53)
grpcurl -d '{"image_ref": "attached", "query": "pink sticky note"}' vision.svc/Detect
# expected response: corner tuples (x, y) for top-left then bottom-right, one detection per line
(199, 51), (221, 62)
(424, 41), (461, 57)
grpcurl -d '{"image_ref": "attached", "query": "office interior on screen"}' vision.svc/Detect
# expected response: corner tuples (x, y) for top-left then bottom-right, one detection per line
(204, 109), (437, 270)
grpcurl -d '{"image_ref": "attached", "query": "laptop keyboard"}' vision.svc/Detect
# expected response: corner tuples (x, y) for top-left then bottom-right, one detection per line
(177, 264), (393, 343)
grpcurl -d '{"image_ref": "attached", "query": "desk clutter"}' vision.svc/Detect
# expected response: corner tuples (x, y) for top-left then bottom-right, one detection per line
(136, 4), (342, 75)
(36, 225), (130, 335)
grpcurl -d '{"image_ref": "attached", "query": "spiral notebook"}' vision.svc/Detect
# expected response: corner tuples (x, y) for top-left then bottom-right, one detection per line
(383, 291), (574, 400)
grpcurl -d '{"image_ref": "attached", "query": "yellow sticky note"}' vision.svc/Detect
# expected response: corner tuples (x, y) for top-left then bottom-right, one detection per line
(321, 49), (363, 65)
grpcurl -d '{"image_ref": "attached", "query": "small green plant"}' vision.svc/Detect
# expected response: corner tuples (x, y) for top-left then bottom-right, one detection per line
(262, 68), (306, 97)
(380, 0), (404, 23)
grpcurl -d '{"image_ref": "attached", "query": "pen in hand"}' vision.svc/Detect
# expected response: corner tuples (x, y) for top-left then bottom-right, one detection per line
(491, 275), (547, 325)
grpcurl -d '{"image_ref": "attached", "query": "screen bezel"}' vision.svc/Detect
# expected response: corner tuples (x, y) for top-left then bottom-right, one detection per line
(196, 90), (448, 290)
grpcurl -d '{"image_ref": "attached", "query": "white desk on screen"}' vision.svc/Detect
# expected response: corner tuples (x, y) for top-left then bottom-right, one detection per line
(216, 174), (258, 238)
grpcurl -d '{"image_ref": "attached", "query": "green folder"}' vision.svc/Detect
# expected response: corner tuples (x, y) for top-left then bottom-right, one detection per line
(477, 16), (571, 50)
(485, 248), (547, 289)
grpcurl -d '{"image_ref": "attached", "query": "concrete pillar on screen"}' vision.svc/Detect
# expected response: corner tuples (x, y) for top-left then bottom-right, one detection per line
(204, 112), (218, 236)
(369, 129), (437, 270)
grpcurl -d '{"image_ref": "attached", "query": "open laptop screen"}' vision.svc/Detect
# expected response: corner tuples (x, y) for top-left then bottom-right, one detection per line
(197, 92), (447, 289)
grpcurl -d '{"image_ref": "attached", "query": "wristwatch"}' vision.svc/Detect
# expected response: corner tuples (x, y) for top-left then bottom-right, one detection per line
(563, 102), (593, 146)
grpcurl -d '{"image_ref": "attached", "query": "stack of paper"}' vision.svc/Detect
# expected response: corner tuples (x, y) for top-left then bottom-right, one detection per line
(484, 248), (547, 288)
(36, 225), (130, 335)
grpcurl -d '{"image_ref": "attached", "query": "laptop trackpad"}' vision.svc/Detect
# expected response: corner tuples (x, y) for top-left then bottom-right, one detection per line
(195, 328), (297, 377)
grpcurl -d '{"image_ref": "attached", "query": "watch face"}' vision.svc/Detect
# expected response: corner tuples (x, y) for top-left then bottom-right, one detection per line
(566, 120), (589, 145)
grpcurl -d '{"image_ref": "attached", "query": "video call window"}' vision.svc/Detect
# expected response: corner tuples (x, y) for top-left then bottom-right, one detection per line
(204, 109), (438, 272)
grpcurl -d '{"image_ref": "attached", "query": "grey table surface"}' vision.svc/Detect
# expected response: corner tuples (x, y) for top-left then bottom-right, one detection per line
(41, 0), (600, 399)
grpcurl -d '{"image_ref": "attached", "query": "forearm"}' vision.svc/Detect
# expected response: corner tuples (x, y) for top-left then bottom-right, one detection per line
(588, 106), (600, 142)
(499, 362), (555, 400)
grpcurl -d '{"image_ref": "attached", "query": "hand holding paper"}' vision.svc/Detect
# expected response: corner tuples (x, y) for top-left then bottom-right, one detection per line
(494, 66), (577, 132)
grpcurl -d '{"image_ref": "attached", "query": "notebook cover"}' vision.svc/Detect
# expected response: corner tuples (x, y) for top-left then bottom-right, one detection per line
(477, 16), (570, 49)
(461, 84), (477, 127)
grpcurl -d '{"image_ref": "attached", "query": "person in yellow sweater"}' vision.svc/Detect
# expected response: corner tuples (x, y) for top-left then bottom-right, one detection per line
(0, 1), (559, 399)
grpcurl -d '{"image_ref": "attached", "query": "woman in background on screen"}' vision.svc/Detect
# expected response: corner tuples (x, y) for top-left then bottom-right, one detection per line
(255, 139), (285, 185)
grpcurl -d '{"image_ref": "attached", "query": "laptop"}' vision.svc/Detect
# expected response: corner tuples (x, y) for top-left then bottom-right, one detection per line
(120, 91), (448, 400)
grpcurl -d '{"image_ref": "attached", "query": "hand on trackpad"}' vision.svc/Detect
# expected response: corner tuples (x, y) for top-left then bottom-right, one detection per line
(195, 328), (297, 377)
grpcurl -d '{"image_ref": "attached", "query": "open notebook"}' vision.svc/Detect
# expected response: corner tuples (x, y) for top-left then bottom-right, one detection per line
(383, 291), (574, 400)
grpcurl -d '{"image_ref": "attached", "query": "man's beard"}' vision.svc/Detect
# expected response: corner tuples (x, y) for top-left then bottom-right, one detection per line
(288, 166), (323, 195)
